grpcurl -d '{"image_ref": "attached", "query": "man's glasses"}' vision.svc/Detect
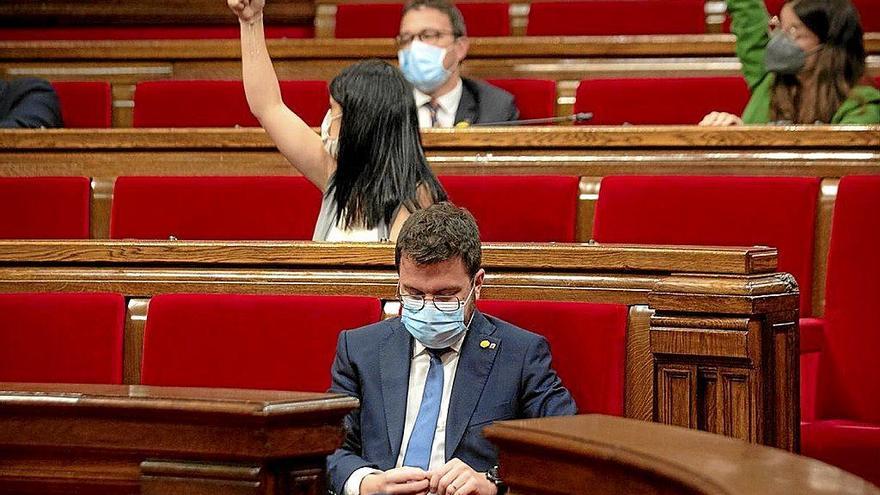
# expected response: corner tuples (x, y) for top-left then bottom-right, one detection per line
(398, 284), (475, 313)
(396, 29), (458, 47)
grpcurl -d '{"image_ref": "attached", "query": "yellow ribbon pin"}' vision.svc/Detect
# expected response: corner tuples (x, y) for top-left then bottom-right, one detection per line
(480, 340), (490, 348)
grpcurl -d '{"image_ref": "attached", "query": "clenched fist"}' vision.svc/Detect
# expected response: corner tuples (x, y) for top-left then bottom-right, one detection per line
(228, 0), (265, 23)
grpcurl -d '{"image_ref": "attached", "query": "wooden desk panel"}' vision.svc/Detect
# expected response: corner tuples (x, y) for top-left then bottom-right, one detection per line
(484, 415), (880, 495)
(0, 241), (799, 452)
(0, 382), (357, 494)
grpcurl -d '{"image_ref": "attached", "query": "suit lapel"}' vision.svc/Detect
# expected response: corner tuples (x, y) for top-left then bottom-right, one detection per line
(445, 311), (499, 460)
(379, 318), (413, 463)
(454, 79), (479, 126)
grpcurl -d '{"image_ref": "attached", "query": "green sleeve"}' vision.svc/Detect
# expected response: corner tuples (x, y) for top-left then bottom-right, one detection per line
(727, 0), (771, 90)
(832, 87), (880, 124)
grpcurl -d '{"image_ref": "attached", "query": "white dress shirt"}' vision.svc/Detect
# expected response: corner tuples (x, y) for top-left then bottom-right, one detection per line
(343, 333), (466, 495)
(414, 79), (464, 128)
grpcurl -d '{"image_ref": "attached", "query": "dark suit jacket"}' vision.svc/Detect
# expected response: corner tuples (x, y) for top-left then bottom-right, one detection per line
(0, 78), (63, 129)
(453, 78), (519, 126)
(326, 310), (576, 495)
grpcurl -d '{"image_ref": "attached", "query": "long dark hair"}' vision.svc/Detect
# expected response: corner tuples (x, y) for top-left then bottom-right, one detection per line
(328, 59), (447, 230)
(771, 0), (867, 123)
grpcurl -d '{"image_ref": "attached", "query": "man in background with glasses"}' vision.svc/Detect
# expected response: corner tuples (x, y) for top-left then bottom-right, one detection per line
(327, 203), (576, 495)
(396, 0), (519, 127)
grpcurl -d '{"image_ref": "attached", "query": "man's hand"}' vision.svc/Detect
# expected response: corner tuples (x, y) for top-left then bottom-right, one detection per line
(360, 467), (430, 495)
(227, 0), (265, 23)
(428, 458), (497, 495)
(698, 111), (744, 126)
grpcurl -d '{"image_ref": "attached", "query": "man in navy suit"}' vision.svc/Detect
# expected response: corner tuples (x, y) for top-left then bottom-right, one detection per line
(0, 78), (63, 128)
(327, 203), (577, 495)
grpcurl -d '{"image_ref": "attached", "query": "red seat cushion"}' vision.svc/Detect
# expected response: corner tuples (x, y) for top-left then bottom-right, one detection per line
(478, 300), (628, 415)
(854, 0), (880, 32)
(526, 0), (706, 36)
(800, 317), (825, 423)
(593, 176), (820, 316)
(816, 176), (880, 423)
(133, 80), (329, 127)
(141, 294), (382, 391)
(439, 175), (578, 242)
(485, 79), (556, 120)
(0, 177), (91, 239)
(337, 2), (510, 38)
(109, 176), (322, 240)
(0, 292), (125, 384)
(574, 77), (750, 125)
(801, 420), (880, 487)
(51, 81), (112, 128)
(0, 26), (313, 40)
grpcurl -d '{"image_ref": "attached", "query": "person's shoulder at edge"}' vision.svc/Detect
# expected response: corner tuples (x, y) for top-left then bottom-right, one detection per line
(833, 84), (880, 124)
(463, 77), (515, 105)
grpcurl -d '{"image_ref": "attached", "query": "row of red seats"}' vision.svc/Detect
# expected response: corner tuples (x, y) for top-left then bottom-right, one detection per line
(55, 77), (758, 128)
(0, 170), (878, 481)
(4, 0), (878, 39)
(0, 292), (628, 417)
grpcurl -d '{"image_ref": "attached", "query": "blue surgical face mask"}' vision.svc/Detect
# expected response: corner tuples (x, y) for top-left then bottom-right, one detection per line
(397, 39), (451, 94)
(401, 284), (476, 349)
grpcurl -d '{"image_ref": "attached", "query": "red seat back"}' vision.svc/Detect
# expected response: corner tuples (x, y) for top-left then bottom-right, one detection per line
(854, 0), (880, 32)
(336, 2), (510, 38)
(485, 79), (556, 120)
(51, 81), (112, 128)
(141, 294), (382, 391)
(816, 176), (880, 423)
(593, 176), (820, 316)
(574, 77), (750, 125)
(0, 177), (91, 239)
(0, 292), (125, 384)
(133, 80), (329, 127)
(526, 0), (706, 35)
(0, 25), (313, 40)
(110, 176), (323, 240)
(439, 175), (578, 242)
(478, 300), (628, 415)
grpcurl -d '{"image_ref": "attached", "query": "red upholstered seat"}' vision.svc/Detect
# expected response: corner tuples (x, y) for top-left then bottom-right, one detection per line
(141, 294), (382, 391)
(574, 77), (750, 125)
(0, 26), (313, 40)
(110, 176), (323, 240)
(336, 2), (510, 38)
(484, 79), (556, 120)
(478, 300), (628, 415)
(0, 177), (91, 239)
(854, 0), (880, 32)
(593, 176), (820, 317)
(51, 81), (112, 128)
(439, 175), (578, 242)
(132, 80), (329, 127)
(801, 176), (880, 485)
(526, 0), (706, 36)
(0, 292), (125, 384)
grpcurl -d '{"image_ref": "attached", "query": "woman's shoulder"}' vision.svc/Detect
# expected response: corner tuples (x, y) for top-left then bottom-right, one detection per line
(834, 85), (880, 124)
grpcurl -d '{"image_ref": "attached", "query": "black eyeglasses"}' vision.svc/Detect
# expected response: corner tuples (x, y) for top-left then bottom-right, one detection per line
(395, 29), (459, 47)
(398, 284), (475, 313)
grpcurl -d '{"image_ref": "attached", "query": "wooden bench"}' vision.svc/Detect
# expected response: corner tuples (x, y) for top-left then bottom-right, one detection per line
(3, 36), (878, 125)
(0, 240), (799, 452)
(1, 125), (877, 316)
(0, 382), (357, 495)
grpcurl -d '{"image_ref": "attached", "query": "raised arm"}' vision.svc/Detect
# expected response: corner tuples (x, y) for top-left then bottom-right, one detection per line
(228, 0), (334, 191)
(727, 0), (772, 90)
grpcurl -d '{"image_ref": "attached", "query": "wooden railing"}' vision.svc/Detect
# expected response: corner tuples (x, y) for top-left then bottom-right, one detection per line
(2, 126), (877, 316)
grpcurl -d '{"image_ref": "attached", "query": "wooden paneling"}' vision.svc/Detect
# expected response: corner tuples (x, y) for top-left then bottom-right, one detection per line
(0, 240), (798, 450)
(0, 383), (357, 494)
(484, 415), (880, 495)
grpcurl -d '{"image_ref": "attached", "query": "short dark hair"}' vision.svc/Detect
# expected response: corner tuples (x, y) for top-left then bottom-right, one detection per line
(395, 202), (481, 278)
(402, 0), (468, 37)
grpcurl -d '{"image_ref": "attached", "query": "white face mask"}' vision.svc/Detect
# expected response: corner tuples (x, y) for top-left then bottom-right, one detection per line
(398, 39), (452, 94)
(320, 110), (342, 159)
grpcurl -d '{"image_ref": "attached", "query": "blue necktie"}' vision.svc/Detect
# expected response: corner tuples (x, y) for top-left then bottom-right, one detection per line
(402, 348), (448, 470)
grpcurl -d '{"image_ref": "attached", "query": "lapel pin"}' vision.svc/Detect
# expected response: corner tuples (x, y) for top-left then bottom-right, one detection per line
(480, 340), (490, 349)
(489, 343), (496, 349)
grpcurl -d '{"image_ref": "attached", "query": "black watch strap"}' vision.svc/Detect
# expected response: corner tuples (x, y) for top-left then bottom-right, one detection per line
(485, 466), (508, 495)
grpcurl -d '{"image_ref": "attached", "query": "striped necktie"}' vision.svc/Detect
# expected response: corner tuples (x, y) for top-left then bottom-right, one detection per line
(425, 100), (440, 128)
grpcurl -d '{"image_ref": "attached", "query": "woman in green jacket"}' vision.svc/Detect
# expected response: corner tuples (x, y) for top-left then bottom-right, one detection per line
(701, 0), (880, 125)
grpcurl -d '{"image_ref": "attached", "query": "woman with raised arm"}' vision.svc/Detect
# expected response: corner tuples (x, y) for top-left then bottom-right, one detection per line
(700, 0), (879, 125)
(227, 0), (446, 241)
